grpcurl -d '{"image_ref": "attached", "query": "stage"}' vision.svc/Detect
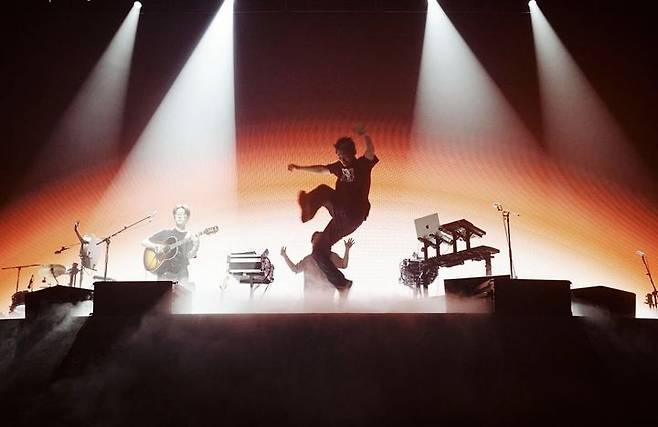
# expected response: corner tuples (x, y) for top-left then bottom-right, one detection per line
(2, 312), (657, 426)
(3, 0), (658, 423)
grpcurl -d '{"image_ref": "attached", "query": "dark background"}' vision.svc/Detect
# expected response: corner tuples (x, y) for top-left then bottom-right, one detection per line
(3, 0), (656, 208)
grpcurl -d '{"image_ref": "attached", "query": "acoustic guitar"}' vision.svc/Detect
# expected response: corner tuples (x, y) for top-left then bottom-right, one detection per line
(143, 226), (218, 275)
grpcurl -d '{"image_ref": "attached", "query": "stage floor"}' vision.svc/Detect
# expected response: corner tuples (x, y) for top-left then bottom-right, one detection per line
(2, 313), (657, 426)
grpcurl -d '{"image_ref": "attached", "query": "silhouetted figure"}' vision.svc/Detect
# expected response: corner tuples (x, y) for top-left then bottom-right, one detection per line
(288, 126), (378, 298)
(281, 233), (354, 304)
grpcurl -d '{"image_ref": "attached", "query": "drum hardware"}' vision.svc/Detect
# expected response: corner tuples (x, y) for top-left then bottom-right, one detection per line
(399, 253), (438, 297)
(2, 263), (41, 294)
(35, 263), (67, 287)
(40, 264), (67, 278)
(3, 262), (85, 313)
(66, 263), (81, 286)
(2, 263), (41, 313)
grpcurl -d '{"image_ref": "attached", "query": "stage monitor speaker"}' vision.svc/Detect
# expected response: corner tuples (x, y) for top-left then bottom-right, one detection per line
(444, 277), (572, 316)
(493, 278), (572, 316)
(93, 281), (173, 316)
(24, 286), (93, 320)
(444, 275), (509, 313)
(571, 286), (635, 318)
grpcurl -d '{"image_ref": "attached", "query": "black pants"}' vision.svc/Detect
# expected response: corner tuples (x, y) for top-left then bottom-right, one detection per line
(307, 185), (364, 290)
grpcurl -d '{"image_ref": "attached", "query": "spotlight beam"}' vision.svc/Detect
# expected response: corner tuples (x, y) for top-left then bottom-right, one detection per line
(412, 0), (534, 153)
(94, 0), (236, 232)
(27, 3), (141, 189)
(529, 1), (646, 184)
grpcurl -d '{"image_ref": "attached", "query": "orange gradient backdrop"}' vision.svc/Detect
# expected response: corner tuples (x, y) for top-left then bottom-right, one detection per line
(2, 119), (657, 316)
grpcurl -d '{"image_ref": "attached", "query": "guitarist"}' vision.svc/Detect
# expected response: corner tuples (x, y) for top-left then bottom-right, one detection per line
(142, 204), (199, 284)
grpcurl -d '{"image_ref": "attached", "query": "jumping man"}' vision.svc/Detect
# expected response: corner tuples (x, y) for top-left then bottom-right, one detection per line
(287, 125), (378, 297)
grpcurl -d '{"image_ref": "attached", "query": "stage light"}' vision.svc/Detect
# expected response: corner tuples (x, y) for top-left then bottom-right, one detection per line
(134, 1), (142, 8)
(412, 0), (532, 153)
(93, 0), (236, 286)
(26, 2), (141, 189)
(530, 1), (646, 183)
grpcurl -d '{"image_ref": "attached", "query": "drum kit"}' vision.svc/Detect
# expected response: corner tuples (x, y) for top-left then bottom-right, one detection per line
(3, 228), (102, 314)
(3, 262), (75, 313)
(399, 252), (438, 294)
(3, 213), (157, 314)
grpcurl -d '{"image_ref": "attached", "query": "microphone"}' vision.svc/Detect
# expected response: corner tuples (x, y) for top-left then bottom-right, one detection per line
(148, 211), (157, 222)
(637, 250), (647, 257)
(493, 202), (521, 217)
(55, 246), (68, 254)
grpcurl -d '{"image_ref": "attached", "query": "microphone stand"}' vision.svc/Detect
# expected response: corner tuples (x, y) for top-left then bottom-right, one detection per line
(1, 264), (41, 293)
(51, 267), (60, 286)
(639, 253), (657, 308)
(97, 213), (154, 281)
(494, 203), (517, 279)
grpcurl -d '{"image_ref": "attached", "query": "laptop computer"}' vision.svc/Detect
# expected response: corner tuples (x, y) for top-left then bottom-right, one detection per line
(414, 213), (441, 240)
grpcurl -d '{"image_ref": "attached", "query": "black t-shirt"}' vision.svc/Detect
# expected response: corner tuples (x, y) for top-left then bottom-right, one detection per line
(149, 228), (193, 272)
(326, 155), (379, 220)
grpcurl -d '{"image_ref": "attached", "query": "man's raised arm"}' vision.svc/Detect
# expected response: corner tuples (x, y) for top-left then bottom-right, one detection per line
(280, 247), (301, 273)
(288, 163), (330, 174)
(354, 125), (375, 160)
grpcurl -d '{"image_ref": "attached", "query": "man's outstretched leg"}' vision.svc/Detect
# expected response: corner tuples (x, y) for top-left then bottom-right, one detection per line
(299, 184), (334, 223)
(312, 211), (362, 291)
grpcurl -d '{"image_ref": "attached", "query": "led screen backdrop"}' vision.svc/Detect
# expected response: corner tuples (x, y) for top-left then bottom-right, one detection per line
(2, 3), (657, 316)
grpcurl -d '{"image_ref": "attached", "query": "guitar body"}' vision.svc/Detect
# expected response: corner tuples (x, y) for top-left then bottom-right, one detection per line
(143, 226), (218, 276)
(143, 236), (180, 275)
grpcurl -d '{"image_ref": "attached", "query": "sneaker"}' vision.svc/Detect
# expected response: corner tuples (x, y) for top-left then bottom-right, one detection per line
(298, 191), (312, 223)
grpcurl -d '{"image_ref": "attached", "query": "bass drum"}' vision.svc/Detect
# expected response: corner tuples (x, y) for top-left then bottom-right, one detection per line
(10, 290), (29, 313)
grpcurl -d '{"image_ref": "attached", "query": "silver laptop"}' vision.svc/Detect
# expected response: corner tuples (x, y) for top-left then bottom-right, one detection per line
(414, 213), (441, 239)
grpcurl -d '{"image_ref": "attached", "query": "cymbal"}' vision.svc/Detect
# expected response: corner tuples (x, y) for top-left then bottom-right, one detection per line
(39, 264), (67, 277)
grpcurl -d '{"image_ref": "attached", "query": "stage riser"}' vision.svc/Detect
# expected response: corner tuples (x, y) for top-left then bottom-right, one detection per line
(1, 314), (657, 426)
